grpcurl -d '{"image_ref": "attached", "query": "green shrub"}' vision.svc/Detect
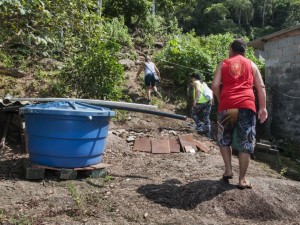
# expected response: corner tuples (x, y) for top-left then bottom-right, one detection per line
(103, 17), (133, 49)
(155, 32), (212, 95)
(0, 50), (12, 68)
(56, 44), (124, 100)
(156, 33), (265, 96)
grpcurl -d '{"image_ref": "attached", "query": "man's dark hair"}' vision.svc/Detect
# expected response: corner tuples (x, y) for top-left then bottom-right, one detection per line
(190, 73), (202, 81)
(231, 39), (246, 55)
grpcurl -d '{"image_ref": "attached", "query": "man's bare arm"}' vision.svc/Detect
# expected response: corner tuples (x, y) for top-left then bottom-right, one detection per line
(212, 62), (222, 103)
(252, 62), (268, 123)
(154, 65), (161, 79)
(135, 64), (144, 80)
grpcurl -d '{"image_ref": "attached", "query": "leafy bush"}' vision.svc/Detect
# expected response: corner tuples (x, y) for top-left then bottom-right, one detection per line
(103, 17), (137, 60)
(134, 14), (166, 48)
(0, 50), (12, 68)
(155, 32), (212, 95)
(156, 33), (265, 95)
(134, 14), (183, 49)
(0, 0), (134, 100)
(55, 44), (124, 100)
(103, 17), (134, 50)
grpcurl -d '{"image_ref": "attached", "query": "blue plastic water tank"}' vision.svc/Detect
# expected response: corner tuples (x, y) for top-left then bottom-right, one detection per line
(20, 101), (115, 168)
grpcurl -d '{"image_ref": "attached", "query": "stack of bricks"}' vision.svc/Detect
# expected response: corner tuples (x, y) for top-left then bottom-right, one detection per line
(132, 134), (211, 154)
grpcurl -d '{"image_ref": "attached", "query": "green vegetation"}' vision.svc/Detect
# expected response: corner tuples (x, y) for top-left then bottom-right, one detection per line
(0, 0), (132, 100)
(11, 217), (34, 225)
(1, 0), (298, 99)
(65, 177), (116, 219)
(0, 2), (295, 160)
(278, 156), (300, 181)
(56, 44), (124, 100)
(67, 183), (85, 215)
(155, 33), (264, 95)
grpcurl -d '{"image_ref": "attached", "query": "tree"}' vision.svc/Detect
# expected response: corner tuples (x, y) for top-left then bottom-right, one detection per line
(154, 0), (196, 19)
(202, 3), (237, 35)
(284, 0), (300, 27)
(271, 0), (290, 27)
(102, 0), (150, 29)
(225, 0), (253, 34)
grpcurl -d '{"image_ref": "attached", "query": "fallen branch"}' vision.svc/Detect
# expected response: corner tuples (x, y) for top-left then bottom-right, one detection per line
(0, 66), (26, 78)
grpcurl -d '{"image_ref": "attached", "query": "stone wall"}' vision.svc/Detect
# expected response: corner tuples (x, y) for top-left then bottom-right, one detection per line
(264, 35), (300, 144)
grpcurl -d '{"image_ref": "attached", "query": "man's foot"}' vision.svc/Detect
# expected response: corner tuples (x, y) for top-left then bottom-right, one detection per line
(222, 175), (233, 180)
(222, 172), (233, 181)
(237, 182), (253, 190)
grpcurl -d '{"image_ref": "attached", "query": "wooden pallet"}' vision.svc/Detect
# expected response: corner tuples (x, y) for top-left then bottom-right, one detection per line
(25, 162), (111, 180)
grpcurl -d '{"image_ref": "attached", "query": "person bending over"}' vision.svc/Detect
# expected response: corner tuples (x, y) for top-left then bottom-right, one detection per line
(190, 73), (212, 138)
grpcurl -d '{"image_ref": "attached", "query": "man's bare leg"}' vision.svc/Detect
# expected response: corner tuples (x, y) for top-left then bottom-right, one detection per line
(238, 152), (251, 186)
(146, 86), (151, 100)
(152, 85), (162, 98)
(220, 146), (233, 177)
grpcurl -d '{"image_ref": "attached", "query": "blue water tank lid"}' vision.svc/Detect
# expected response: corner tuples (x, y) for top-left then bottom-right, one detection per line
(20, 101), (115, 117)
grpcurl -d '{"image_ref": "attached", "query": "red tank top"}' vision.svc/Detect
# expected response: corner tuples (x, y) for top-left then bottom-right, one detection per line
(218, 54), (256, 113)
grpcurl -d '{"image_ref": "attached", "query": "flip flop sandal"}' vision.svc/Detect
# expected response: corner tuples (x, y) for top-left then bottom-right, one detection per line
(222, 175), (233, 180)
(237, 182), (253, 190)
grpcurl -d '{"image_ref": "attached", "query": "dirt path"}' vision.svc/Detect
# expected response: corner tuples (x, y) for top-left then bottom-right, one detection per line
(0, 69), (299, 224)
(0, 112), (300, 224)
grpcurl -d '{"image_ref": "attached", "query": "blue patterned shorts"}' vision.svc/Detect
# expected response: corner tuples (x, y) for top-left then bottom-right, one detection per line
(191, 101), (211, 135)
(217, 108), (256, 154)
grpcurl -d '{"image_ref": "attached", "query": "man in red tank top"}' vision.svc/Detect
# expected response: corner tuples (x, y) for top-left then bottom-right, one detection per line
(212, 39), (268, 189)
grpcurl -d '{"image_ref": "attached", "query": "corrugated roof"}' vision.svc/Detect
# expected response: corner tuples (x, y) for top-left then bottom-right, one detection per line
(0, 97), (30, 111)
(248, 24), (300, 50)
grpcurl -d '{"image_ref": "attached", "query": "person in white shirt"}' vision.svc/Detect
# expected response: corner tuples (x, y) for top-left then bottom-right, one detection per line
(136, 55), (161, 102)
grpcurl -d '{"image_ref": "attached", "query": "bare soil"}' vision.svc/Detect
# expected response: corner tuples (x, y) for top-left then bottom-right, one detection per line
(0, 70), (300, 225)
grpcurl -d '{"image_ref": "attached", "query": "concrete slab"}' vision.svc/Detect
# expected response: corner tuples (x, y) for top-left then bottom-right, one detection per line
(194, 140), (210, 153)
(58, 169), (78, 180)
(84, 168), (108, 178)
(169, 138), (181, 153)
(151, 138), (170, 154)
(133, 137), (151, 152)
(180, 139), (197, 152)
(179, 134), (196, 152)
(184, 145), (196, 153)
(25, 167), (45, 180)
(178, 134), (193, 142)
(26, 163), (110, 180)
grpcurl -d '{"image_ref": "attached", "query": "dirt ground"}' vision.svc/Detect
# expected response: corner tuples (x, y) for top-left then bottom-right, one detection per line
(0, 70), (300, 225)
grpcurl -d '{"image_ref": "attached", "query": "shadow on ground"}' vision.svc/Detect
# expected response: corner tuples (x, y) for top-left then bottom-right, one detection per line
(137, 178), (235, 210)
(0, 157), (28, 179)
(137, 178), (297, 222)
